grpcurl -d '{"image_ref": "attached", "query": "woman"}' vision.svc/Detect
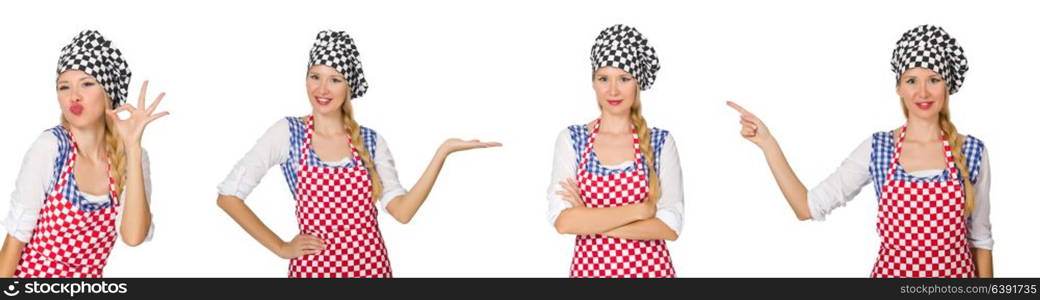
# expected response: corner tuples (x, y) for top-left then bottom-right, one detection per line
(548, 24), (684, 278)
(0, 30), (167, 277)
(727, 25), (992, 277)
(216, 30), (500, 278)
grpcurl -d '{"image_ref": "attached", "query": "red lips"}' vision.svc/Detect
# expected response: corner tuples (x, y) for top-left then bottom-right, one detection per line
(915, 101), (934, 110)
(70, 104), (84, 116)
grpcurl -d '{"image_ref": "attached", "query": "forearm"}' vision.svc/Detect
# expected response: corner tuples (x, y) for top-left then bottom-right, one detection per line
(386, 148), (449, 224)
(760, 140), (811, 220)
(119, 147), (152, 246)
(216, 195), (285, 256)
(554, 204), (648, 235)
(601, 218), (677, 241)
(973, 248), (993, 278)
(0, 235), (25, 277)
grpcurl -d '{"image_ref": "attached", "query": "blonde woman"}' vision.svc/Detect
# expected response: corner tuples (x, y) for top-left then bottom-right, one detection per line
(0, 30), (166, 277)
(216, 30), (499, 278)
(549, 24), (684, 278)
(728, 25), (992, 277)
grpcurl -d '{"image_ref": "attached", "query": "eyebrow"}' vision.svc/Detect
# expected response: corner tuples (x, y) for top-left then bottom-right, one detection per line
(57, 76), (93, 84)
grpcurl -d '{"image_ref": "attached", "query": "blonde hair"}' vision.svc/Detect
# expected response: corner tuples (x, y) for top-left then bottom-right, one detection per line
(341, 93), (383, 203)
(60, 96), (127, 198)
(901, 93), (974, 214)
(630, 89), (661, 204)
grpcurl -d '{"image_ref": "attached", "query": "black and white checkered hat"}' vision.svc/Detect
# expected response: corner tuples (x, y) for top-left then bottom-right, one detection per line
(309, 30), (369, 99)
(590, 24), (660, 91)
(57, 30), (131, 108)
(890, 25), (968, 95)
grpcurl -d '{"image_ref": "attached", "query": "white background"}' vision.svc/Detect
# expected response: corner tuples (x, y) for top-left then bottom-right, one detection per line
(0, 0), (1036, 277)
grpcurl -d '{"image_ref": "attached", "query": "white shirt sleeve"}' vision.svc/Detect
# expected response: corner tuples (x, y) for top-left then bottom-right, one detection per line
(967, 149), (992, 250)
(217, 119), (291, 200)
(807, 137), (873, 221)
(4, 132), (59, 242)
(655, 135), (685, 235)
(546, 129), (576, 227)
(372, 134), (408, 213)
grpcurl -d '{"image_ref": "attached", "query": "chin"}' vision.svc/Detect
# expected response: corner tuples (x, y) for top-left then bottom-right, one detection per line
(909, 110), (940, 120)
(62, 113), (102, 128)
(311, 102), (342, 115)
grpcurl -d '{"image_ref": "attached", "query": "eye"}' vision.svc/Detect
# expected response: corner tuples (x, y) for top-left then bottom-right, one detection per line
(929, 77), (942, 84)
(57, 85), (69, 91)
(905, 78), (916, 85)
(308, 74), (319, 80)
(332, 78), (343, 83)
(620, 76), (632, 82)
(596, 76), (607, 82)
(83, 82), (96, 87)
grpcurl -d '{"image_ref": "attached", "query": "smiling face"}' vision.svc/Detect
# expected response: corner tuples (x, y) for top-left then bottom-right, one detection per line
(897, 67), (948, 121)
(57, 70), (109, 128)
(593, 66), (639, 116)
(306, 64), (350, 116)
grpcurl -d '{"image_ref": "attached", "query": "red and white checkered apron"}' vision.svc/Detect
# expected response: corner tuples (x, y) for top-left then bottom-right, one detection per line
(570, 119), (675, 278)
(288, 116), (392, 278)
(871, 126), (975, 278)
(15, 128), (119, 278)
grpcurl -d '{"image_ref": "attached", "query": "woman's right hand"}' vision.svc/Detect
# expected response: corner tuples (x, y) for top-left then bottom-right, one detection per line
(726, 101), (776, 149)
(276, 234), (326, 259)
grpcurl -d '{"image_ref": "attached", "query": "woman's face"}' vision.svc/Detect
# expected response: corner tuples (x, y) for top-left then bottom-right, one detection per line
(593, 66), (638, 116)
(897, 67), (947, 121)
(56, 70), (108, 128)
(306, 64), (350, 116)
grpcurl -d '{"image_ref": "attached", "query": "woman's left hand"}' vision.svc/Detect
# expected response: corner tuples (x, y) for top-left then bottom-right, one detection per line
(438, 138), (502, 155)
(107, 80), (170, 147)
(556, 178), (585, 208)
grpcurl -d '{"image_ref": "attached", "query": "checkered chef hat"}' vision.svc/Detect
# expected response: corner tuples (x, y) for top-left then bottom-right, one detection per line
(57, 30), (132, 108)
(309, 30), (369, 99)
(890, 25), (968, 95)
(590, 24), (660, 91)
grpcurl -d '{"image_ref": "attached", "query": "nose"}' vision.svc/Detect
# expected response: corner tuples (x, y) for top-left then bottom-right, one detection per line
(70, 86), (82, 103)
(608, 79), (620, 96)
(913, 81), (932, 100)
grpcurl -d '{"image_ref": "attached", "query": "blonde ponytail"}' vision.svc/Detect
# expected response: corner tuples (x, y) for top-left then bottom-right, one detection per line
(630, 90), (660, 204)
(341, 95), (383, 203)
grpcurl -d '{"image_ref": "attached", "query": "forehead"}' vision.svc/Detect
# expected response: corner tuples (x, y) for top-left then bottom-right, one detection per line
(308, 64), (345, 78)
(56, 70), (94, 82)
(900, 67), (941, 78)
(594, 66), (632, 77)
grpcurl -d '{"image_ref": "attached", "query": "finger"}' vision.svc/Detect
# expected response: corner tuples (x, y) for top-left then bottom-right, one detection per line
(740, 120), (758, 130)
(481, 142), (503, 147)
(725, 100), (750, 115)
(726, 101), (760, 121)
(563, 182), (581, 200)
(566, 178), (579, 189)
(145, 111), (170, 124)
(146, 92), (166, 114)
(302, 235), (325, 244)
(137, 80), (149, 109)
(741, 128), (756, 138)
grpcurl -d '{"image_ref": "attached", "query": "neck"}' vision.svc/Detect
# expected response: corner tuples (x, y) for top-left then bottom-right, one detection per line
(598, 112), (632, 134)
(68, 123), (106, 161)
(312, 111), (347, 136)
(904, 116), (942, 142)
